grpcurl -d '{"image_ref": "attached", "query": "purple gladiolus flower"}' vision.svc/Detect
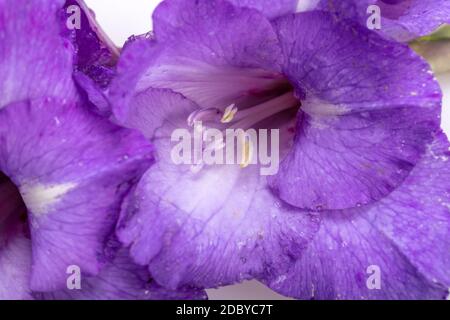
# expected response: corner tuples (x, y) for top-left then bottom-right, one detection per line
(108, 0), (450, 299)
(0, 0), (205, 300)
(1, 0), (449, 301)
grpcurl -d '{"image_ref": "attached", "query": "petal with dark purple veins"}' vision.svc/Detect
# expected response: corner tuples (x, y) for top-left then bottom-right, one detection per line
(118, 162), (319, 290)
(367, 132), (450, 287)
(269, 11), (442, 210)
(0, 98), (153, 292)
(266, 132), (450, 300)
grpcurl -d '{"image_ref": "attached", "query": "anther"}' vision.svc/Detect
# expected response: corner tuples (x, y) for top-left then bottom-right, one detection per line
(221, 104), (238, 123)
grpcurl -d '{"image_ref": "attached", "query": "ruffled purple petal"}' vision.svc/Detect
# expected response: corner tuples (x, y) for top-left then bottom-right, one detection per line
(266, 132), (450, 300)
(268, 11), (442, 210)
(118, 164), (319, 290)
(152, 0), (283, 69)
(0, 98), (153, 292)
(366, 132), (450, 287)
(317, 0), (450, 42)
(0, 0), (76, 109)
(114, 89), (319, 289)
(112, 0), (283, 111)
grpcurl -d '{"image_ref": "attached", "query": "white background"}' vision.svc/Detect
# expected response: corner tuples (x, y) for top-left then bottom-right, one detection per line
(85, 0), (450, 300)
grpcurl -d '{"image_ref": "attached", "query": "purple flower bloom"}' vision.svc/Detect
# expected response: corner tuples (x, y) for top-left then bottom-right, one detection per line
(1, 0), (449, 300)
(0, 0), (204, 300)
(108, 0), (449, 298)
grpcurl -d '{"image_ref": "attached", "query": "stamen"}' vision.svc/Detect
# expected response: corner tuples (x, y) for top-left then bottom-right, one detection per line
(240, 139), (252, 168)
(221, 104), (238, 123)
(230, 92), (299, 130)
(183, 71), (299, 174)
(187, 108), (221, 126)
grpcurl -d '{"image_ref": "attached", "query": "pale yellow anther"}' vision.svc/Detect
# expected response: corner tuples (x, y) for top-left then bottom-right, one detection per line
(221, 104), (238, 123)
(240, 140), (252, 168)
